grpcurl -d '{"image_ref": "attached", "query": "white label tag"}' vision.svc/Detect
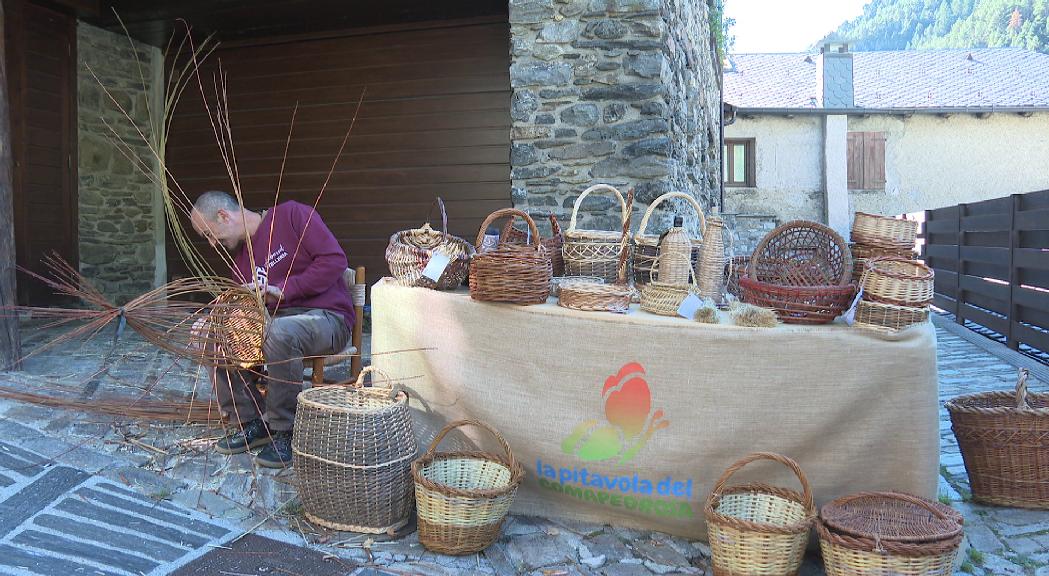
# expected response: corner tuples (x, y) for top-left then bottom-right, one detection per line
(843, 287), (864, 325)
(421, 250), (452, 281)
(677, 292), (704, 319)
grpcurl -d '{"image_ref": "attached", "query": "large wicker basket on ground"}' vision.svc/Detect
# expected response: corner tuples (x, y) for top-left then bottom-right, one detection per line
(633, 191), (706, 287)
(946, 368), (1049, 509)
(563, 184), (632, 283)
(705, 452), (815, 576)
(292, 367), (418, 533)
(817, 492), (963, 576)
(412, 420), (524, 555)
(502, 213), (565, 277)
(469, 209), (552, 305)
(386, 197), (475, 290)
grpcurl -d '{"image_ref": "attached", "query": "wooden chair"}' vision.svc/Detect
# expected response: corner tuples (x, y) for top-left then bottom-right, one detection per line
(308, 266), (365, 385)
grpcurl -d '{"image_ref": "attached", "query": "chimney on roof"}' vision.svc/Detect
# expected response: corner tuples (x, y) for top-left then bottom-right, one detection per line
(816, 41), (854, 108)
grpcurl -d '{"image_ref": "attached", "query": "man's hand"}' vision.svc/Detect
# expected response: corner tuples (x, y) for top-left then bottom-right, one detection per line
(242, 282), (283, 305)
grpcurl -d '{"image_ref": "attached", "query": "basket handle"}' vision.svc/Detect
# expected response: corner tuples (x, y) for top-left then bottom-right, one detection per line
(475, 208), (542, 250)
(636, 191), (707, 238)
(351, 365), (407, 402)
(567, 184), (628, 233)
(613, 188), (635, 285)
(647, 253), (697, 287)
(550, 213), (563, 237)
(1015, 368), (1030, 409)
(425, 419), (517, 470)
(710, 452), (814, 514)
(425, 197), (449, 234)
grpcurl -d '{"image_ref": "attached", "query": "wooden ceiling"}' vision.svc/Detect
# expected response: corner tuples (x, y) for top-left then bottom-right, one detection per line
(77, 0), (508, 46)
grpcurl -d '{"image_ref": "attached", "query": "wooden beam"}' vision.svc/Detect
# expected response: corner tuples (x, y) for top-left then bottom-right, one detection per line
(0, 0), (22, 369)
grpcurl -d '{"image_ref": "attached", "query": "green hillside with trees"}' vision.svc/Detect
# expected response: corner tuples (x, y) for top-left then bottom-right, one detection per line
(831, 0), (1049, 52)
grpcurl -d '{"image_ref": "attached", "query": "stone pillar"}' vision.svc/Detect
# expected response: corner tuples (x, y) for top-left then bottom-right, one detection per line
(0, 0), (21, 368)
(823, 114), (850, 239)
(77, 23), (164, 304)
(509, 0), (721, 236)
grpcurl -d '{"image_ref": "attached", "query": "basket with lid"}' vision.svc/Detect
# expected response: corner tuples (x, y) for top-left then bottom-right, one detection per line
(293, 367), (418, 533)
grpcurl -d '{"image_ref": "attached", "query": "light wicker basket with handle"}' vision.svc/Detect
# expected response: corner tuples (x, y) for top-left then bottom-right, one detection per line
(633, 191), (707, 287)
(563, 184), (632, 283)
(559, 188), (635, 313)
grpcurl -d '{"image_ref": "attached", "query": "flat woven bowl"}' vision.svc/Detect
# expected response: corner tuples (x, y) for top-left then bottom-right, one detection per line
(550, 275), (604, 297)
(558, 282), (633, 313)
(852, 212), (918, 250)
(749, 220), (852, 287)
(946, 369), (1049, 509)
(739, 277), (856, 325)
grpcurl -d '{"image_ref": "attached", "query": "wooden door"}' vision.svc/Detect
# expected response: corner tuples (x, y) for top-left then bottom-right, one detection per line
(5, 0), (78, 305)
(165, 19), (512, 281)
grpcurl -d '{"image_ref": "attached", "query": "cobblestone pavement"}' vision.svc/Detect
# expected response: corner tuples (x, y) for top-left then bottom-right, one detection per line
(0, 318), (1045, 575)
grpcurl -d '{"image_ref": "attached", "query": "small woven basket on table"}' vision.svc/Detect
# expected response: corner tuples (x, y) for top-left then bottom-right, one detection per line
(853, 299), (930, 333)
(501, 213), (565, 277)
(860, 257), (934, 307)
(412, 419), (524, 555)
(386, 197), (475, 290)
(640, 255), (700, 317)
(292, 367), (418, 533)
(850, 243), (918, 283)
(632, 191), (706, 287)
(740, 221), (856, 324)
(469, 208), (552, 305)
(559, 187), (635, 313)
(817, 491), (963, 576)
(851, 212), (919, 250)
(704, 452), (816, 576)
(946, 368), (1049, 509)
(563, 184), (632, 283)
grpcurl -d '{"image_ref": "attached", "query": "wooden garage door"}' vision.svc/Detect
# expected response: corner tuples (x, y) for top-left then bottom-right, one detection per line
(5, 1), (78, 305)
(165, 19), (511, 284)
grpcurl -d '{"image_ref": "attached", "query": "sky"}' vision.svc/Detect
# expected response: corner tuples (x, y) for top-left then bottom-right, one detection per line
(724, 0), (871, 53)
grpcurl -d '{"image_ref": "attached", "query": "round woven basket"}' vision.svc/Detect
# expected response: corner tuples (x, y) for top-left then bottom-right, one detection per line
(817, 492), (963, 576)
(413, 420), (524, 555)
(502, 213), (565, 277)
(853, 299), (929, 333)
(851, 212), (918, 250)
(563, 184), (632, 283)
(469, 209), (552, 305)
(749, 220), (852, 287)
(550, 276), (604, 297)
(850, 243), (918, 283)
(946, 368), (1049, 509)
(739, 277), (856, 325)
(210, 289), (268, 369)
(293, 367), (418, 533)
(640, 256), (699, 317)
(386, 198), (475, 290)
(633, 191), (707, 287)
(860, 257), (934, 306)
(705, 452), (815, 576)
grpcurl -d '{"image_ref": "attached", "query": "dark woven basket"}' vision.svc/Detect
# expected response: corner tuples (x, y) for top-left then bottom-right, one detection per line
(469, 208), (552, 305)
(293, 367), (418, 533)
(501, 213), (565, 277)
(946, 368), (1049, 509)
(386, 197), (475, 290)
(739, 277), (856, 325)
(749, 220), (852, 287)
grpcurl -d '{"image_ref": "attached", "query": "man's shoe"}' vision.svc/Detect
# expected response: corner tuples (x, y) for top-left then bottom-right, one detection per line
(255, 432), (293, 469)
(215, 419), (271, 455)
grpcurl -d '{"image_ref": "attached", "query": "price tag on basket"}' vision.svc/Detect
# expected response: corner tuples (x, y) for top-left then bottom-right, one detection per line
(421, 249), (452, 282)
(677, 293), (704, 319)
(843, 287), (864, 325)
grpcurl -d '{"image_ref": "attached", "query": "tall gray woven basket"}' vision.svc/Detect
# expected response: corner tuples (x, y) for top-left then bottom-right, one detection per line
(293, 367), (418, 533)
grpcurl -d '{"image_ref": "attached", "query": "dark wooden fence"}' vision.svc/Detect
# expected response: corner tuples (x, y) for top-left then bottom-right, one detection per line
(923, 189), (1049, 356)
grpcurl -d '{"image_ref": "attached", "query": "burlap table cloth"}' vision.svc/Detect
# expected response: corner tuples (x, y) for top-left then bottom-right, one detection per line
(371, 278), (939, 540)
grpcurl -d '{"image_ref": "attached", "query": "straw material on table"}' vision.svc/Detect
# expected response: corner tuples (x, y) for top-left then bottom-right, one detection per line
(853, 299), (929, 333)
(705, 453), (815, 576)
(502, 213), (566, 277)
(293, 367), (418, 533)
(469, 209), (552, 305)
(860, 257), (934, 306)
(563, 184), (632, 283)
(386, 198), (475, 290)
(413, 420), (524, 555)
(817, 492), (962, 576)
(851, 212), (919, 250)
(946, 368), (1049, 509)
(633, 191), (707, 287)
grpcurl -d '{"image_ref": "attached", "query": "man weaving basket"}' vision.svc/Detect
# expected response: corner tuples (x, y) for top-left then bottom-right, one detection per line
(191, 191), (355, 468)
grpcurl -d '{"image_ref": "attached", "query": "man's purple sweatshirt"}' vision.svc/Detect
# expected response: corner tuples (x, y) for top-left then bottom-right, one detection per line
(232, 201), (355, 329)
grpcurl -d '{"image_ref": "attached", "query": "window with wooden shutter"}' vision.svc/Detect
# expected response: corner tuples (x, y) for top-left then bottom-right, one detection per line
(846, 131), (886, 190)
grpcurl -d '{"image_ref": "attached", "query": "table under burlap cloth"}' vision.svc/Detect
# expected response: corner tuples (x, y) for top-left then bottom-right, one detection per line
(371, 278), (939, 540)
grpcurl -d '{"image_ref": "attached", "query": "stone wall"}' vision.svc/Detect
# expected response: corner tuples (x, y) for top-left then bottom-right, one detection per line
(77, 23), (163, 303)
(508, 0), (720, 238)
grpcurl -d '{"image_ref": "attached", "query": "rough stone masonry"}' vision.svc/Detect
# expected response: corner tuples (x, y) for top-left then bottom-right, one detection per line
(509, 0), (722, 237)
